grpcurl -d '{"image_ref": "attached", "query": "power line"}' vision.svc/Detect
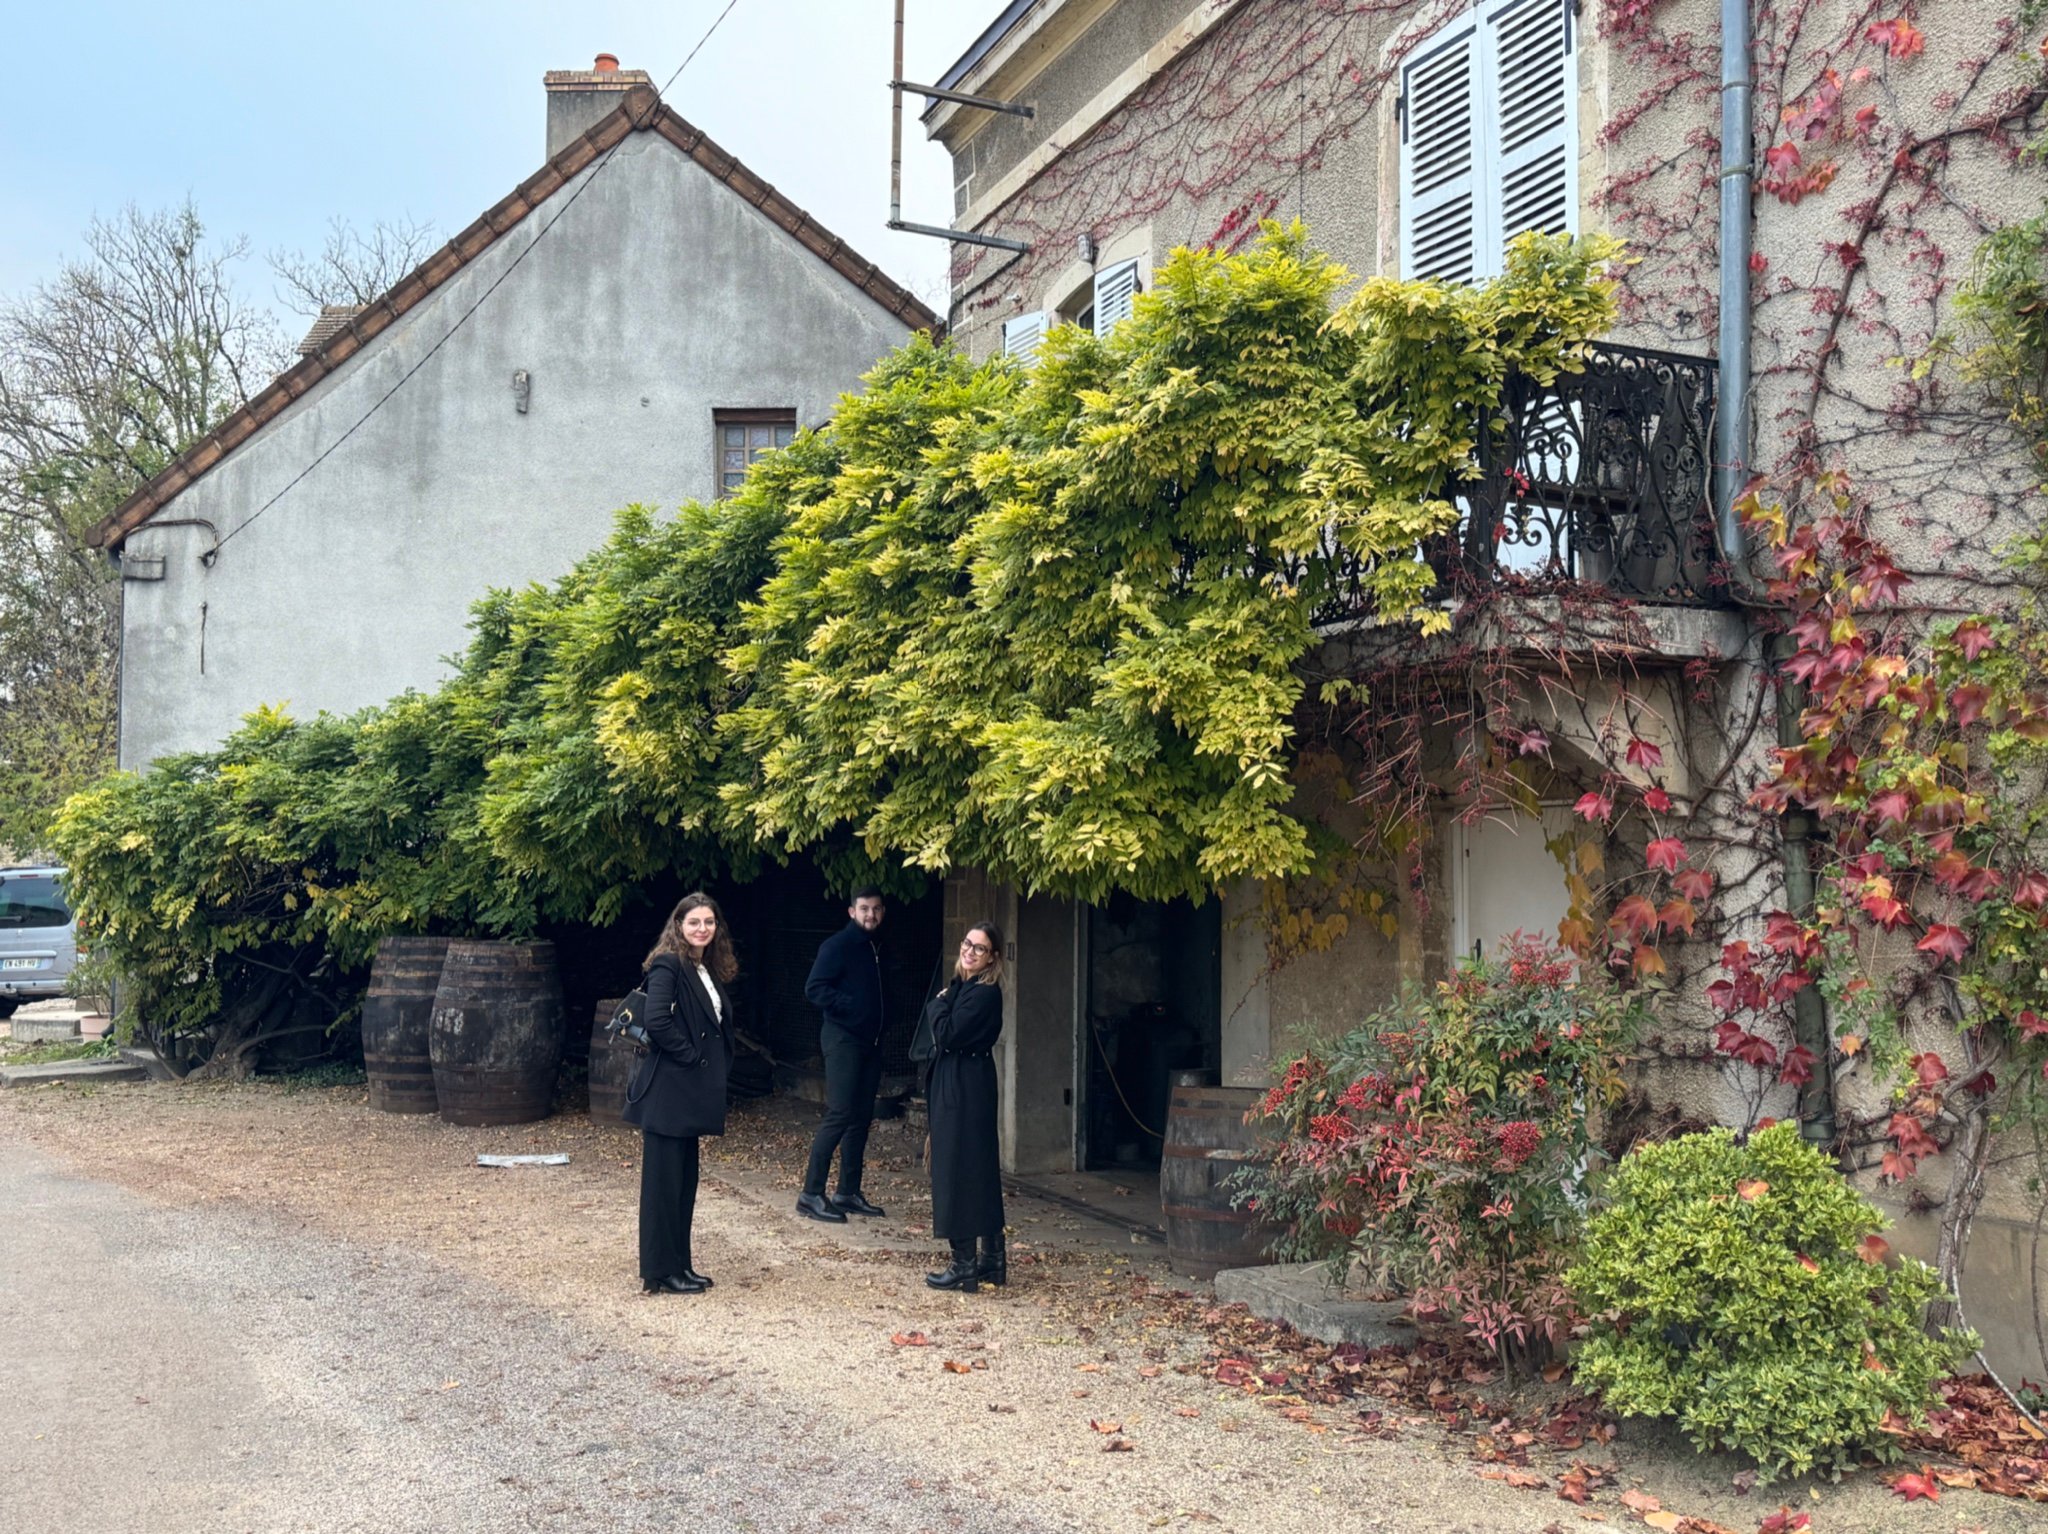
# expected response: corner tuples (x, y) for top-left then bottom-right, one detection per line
(207, 0), (747, 561)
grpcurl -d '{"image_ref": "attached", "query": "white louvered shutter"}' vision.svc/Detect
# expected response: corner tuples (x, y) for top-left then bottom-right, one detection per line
(1092, 259), (1141, 336)
(1399, 19), (1483, 284)
(1480, 0), (1576, 271)
(1003, 310), (1048, 364)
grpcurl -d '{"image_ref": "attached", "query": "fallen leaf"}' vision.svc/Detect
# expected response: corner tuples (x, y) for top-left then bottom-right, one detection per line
(1542, 1361), (1568, 1382)
(1090, 1419), (1125, 1434)
(1730, 1469), (1757, 1496)
(1737, 1179), (1770, 1201)
(986, 1403), (1017, 1414)
(1757, 1509), (1810, 1533)
(942, 1360), (972, 1374)
(1796, 1253), (1820, 1273)
(1889, 1469), (1940, 1502)
(439, 1380), (462, 1390)
(1620, 1489), (1661, 1514)
(1103, 1437), (1135, 1453)
(1558, 1470), (1593, 1504)
(1138, 1365), (1163, 1378)
(1479, 1468), (1548, 1490)
(891, 1331), (930, 1347)
(1174, 1407), (1200, 1419)
(1643, 1514), (1682, 1532)
(1071, 1389), (1091, 1399)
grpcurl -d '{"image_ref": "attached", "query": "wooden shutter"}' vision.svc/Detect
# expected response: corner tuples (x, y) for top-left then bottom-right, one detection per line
(1481, 0), (1575, 269)
(1004, 310), (1048, 364)
(1399, 20), (1483, 284)
(1092, 259), (1141, 336)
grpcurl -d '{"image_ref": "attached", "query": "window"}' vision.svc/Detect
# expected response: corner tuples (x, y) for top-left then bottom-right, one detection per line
(715, 409), (796, 497)
(0, 873), (70, 930)
(1398, 0), (1576, 284)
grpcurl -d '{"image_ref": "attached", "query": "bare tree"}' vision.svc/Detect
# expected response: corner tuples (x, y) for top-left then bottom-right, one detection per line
(269, 216), (440, 317)
(0, 200), (286, 851)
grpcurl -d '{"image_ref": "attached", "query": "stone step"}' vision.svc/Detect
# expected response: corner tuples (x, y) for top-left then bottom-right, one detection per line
(0, 1058), (147, 1089)
(8, 1016), (83, 1043)
(1212, 1261), (1411, 1348)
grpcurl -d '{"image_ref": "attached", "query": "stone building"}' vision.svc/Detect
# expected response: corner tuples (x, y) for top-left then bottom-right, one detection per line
(92, 57), (936, 769)
(920, 0), (2045, 1374)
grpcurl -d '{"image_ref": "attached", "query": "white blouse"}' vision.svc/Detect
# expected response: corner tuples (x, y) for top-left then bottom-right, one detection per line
(694, 963), (722, 1022)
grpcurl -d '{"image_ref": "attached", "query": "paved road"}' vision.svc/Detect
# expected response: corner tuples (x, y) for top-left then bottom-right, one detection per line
(0, 1144), (1045, 1534)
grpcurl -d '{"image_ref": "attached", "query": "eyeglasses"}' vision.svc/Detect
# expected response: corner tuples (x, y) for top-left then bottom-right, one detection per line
(960, 939), (993, 957)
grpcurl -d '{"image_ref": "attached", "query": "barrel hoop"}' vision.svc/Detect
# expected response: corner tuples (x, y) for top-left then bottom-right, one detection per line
(1159, 1144), (1257, 1160)
(1161, 1203), (1259, 1225)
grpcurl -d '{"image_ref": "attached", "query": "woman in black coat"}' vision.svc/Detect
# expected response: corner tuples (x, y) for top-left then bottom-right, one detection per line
(924, 920), (1007, 1293)
(623, 892), (736, 1296)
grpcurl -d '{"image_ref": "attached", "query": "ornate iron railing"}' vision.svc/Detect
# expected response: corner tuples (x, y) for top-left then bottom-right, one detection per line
(1300, 342), (1725, 621)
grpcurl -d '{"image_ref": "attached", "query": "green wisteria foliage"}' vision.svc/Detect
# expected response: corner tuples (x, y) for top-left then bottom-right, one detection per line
(52, 226), (1619, 1047)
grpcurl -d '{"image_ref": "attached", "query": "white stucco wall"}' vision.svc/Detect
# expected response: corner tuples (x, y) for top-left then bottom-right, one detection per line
(117, 132), (915, 768)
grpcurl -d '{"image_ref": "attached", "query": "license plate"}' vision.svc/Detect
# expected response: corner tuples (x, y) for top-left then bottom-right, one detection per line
(0, 958), (41, 970)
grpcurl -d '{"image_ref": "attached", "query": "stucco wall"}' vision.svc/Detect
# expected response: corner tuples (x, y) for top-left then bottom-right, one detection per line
(117, 133), (913, 769)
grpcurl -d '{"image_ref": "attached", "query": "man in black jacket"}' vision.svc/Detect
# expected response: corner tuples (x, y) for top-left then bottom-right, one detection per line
(796, 887), (889, 1221)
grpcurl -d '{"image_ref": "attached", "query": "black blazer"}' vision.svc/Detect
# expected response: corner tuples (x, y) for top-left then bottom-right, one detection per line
(623, 955), (734, 1138)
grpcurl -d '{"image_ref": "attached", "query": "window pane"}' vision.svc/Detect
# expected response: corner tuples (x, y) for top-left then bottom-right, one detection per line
(774, 425), (795, 447)
(723, 426), (746, 447)
(722, 449), (747, 473)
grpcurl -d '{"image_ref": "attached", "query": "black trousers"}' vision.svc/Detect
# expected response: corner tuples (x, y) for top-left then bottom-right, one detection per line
(640, 1130), (701, 1282)
(802, 1036), (882, 1196)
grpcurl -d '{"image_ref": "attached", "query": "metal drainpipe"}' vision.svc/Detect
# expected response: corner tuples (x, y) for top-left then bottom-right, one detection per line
(1719, 0), (1837, 1148)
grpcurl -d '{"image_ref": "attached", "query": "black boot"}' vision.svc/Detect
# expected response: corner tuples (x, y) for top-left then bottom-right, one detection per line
(976, 1232), (1007, 1287)
(925, 1238), (980, 1292)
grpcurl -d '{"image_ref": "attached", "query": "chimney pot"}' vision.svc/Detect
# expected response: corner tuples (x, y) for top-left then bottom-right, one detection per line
(594, 52), (620, 73)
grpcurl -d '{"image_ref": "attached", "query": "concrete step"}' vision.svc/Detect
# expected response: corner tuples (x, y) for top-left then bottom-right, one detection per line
(8, 1016), (83, 1043)
(1213, 1261), (1410, 1348)
(0, 1058), (147, 1089)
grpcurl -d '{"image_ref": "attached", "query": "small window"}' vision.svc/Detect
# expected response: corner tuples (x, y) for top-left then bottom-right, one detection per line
(714, 408), (797, 497)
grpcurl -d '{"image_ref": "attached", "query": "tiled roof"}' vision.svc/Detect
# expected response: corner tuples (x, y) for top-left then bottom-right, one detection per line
(295, 305), (364, 357)
(92, 85), (941, 550)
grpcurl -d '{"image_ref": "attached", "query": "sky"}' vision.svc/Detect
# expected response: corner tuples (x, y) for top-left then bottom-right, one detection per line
(0, 0), (998, 314)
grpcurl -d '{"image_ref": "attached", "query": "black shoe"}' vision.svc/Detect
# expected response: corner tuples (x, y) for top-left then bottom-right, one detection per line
(796, 1191), (848, 1223)
(976, 1234), (1007, 1287)
(831, 1191), (887, 1218)
(925, 1241), (980, 1292)
(643, 1274), (708, 1295)
(680, 1267), (714, 1289)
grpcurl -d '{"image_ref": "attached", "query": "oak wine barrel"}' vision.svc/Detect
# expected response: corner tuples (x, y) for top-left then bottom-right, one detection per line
(428, 940), (566, 1127)
(1161, 1082), (1277, 1280)
(361, 936), (451, 1114)
(587, 997), (632, 1128)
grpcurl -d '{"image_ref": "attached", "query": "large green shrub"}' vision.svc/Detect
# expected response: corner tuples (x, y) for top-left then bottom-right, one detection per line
(1567, 1123), (1974, 1479)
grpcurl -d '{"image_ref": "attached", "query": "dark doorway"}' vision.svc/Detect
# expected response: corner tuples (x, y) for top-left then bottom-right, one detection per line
(1082, 893), (1221, 1171)
(726, 862), (943, 1086)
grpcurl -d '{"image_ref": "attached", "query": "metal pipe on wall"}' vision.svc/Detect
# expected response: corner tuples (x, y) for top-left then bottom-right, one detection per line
(890, 0), (906, 227)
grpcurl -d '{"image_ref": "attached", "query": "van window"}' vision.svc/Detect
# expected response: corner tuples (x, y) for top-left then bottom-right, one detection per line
(0, 874), (70, 928)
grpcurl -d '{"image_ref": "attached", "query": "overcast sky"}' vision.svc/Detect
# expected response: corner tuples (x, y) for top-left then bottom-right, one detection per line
(0, 0), (995, 309)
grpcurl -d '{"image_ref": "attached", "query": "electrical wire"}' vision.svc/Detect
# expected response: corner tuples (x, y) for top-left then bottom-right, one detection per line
(207, 0), (746, 560)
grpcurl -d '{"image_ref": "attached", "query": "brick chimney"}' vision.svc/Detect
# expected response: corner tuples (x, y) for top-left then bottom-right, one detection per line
(543, 53), (655, 158)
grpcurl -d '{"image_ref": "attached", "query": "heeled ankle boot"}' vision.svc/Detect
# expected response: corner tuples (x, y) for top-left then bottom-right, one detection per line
(976, 1232), (1007, 1287)
(925, 1238), (980, 1292)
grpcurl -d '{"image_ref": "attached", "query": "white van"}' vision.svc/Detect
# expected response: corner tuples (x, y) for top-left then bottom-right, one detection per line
(0, 866), (78, 1019)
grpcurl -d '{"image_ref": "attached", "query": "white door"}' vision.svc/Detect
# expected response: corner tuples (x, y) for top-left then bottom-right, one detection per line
(1449, 807), (1575, 962)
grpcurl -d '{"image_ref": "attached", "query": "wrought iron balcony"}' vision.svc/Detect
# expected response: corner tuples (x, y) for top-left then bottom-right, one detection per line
(1300, 341), (1726, 623)
(1454, 341), (1723, 603)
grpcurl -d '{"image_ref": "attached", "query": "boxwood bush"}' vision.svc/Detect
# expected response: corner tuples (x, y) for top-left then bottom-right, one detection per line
(1567, 1122), (1974, 1478)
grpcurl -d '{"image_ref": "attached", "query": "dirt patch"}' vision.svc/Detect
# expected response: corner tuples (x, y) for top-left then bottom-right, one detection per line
(1, 1079), (2031, 1533)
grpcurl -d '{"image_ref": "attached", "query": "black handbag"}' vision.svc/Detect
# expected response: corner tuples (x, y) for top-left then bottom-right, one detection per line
(908, 955), (948, 1065)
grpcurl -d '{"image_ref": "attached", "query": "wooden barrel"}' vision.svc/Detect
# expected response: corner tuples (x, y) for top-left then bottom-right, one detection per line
(587, 997), (632, 1128)
(1161, 1084), (1277, 1280)
(428, 940), (565, 1126)
(361, 936), (450, 1114)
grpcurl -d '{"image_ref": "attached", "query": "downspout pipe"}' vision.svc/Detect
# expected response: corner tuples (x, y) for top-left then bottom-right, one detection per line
(1719, 0), (1838, 1149)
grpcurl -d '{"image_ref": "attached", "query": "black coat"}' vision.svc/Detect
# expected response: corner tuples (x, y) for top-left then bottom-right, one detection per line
(805, 921), (887, 1047)
(623, 955), (734, 1139)
(926, 976), (1004, 1239)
